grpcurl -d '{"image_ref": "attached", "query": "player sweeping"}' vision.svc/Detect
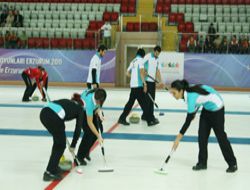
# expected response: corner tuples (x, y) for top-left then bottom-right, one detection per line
(170, 79), (237, 173)
(40, 97), (85, 181)
(70, 88), (107, 165)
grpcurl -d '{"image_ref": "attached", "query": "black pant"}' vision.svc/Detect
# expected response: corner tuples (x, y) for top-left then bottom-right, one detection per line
(30, 77), (48, 99)
(40, 107), (66, 174)
(119, 87), (151, 123)
(142, 81), (156, 121)
(22, 72), (33, 101)
(77, 113), (103, 160)
(198, 107), (237, 167)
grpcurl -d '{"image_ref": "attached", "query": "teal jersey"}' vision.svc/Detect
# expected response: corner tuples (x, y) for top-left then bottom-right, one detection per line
(185, 85), (224, 113)
(81, 89), (99, 116)
(44, 102), (66, 119)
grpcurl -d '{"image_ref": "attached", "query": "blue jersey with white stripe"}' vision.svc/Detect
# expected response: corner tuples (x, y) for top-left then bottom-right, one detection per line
(81, 89), (99, 116)
(185, 85), (224, 113)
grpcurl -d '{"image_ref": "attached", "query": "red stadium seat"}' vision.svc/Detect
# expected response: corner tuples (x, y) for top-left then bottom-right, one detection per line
(181, 33), (189, 42)
(178, 22), (186, 32)
(126, 22), (134, 31)
(214, 0), (222, 3)
(133, 22), (140, 31)
(65, 38), (73, 49)
(168, 13), (177, 24)
(86, 30), (95, 38)
(103, 12), (111, 21)
(141, 22), (149, 31)
(171, 0), (178, 4)
(221, 0), (229, 4)
(200, 0), (207, 3)
(89, 39), (96, 49)
(186, 0), (193, 4)
(156, 4), (163, 13)
(192, 0), (200, 4)
(50, 39), (59, 49)
(165, 0), (171, 4)
(206, 0), (214, 4)
(236, 0), (244, 4)
(58, 38), (67, 49)
(179, 40), (187, 52)
(35, 38), (43, 48)
(179, 0), (186, 4)
(245, 0), (250, 4)
(120, 5), (127, 13)
(128, 6), (135, 13)
(176, 13), (184, 24)
(43, 38), (50, 49)
(28, 38), (35, 48)
(73, 39), (83, 49)
(111, 12), (119, 21)
(82, 39), (90, 49)
(97, 21), (105, 29)
(229, 0), (237, 4)
(89, 21), (97, 30)
(130, 0), (136, 4)
(149, 22), (158, 31)
(185, 22), (194, 33)
(163, 4), (170, 14)
(122, 0), (129, 3)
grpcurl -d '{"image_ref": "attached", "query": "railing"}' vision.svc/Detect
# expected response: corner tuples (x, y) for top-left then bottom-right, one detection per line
(0, 28), (102, 50)
(177, 32), (250, 54)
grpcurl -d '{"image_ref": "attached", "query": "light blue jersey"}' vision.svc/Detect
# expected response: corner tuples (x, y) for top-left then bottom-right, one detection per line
(184, 85), (224, 113)
(81, 89), (99, 116)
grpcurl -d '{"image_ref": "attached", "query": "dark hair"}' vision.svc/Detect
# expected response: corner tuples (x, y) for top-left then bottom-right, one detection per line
(71, 93), (84, 106)
(38, 65), (45, 71)
(154, 45), (161, 53)
(171, 79), (209, 95)
(87, 88), (107, 107)
(98, 44), (107, 52)
(136, 48), (145, 58)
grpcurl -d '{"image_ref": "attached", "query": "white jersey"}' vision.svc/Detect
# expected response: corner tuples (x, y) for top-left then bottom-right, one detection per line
(127, 56), (144, 88)
(101, 23), (112, 37)
(144, 52), (161, 82)
(87, 53), (102, 84)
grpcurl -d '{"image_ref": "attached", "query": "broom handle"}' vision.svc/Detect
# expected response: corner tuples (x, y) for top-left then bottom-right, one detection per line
(147, 74), (169, 91)
(96, 116), (107, 164)
(165, 149), (174, 164)
(147, 93), (159, 109)
(66, 138), (81, 166)
(147, 74), (159, 83)
(42, 87), (51, 102)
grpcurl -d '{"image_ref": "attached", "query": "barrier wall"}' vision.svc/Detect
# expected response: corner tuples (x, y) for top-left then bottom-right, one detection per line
(159, 52), (250, 89)
(184, 54), (250, 88)
(0, 49), (116, 83)
(0, 49), (250, 89)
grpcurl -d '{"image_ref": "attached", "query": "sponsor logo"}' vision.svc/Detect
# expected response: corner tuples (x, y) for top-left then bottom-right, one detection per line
(162, 62), (179, 68)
